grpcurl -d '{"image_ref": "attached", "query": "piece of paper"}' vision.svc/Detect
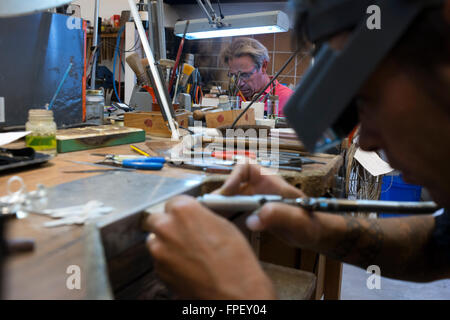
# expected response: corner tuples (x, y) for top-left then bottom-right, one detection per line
(0, 131), (31, 147)
(354, 148), (394, 176)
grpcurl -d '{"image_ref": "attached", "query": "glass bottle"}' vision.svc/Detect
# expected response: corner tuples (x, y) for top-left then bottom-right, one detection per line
(267, 95), (279, 118)
(229, 96), (241, 110)
(86, 89), (105, 125)
(25, 109), (57, 155)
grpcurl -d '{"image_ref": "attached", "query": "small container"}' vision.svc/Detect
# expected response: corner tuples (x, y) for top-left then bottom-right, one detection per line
(218, 95), (231, 111)
(267, 95), (279, 118)
(229, 96), (241, 110)
(86, 89), (105, 125)
(25, 109), (57, 155)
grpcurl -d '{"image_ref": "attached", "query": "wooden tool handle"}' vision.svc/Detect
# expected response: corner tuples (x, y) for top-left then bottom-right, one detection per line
(193, 107), (216, 120)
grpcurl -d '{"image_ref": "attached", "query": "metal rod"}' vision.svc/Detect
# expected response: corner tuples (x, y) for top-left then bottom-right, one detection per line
(289, 198), (440, 214)
(90, 0), (100, 90)
(197, 194), (440, 215)
(196, 0), (213, 24)
(128, 0), (180, 140)
(156, 0), (167, 60)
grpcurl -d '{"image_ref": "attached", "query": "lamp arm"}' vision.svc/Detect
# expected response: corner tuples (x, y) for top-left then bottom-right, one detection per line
(196, 0), (217, 25)
(204, 0), (219, 21)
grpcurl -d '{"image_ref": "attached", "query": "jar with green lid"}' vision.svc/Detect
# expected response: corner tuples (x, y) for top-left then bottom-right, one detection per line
(25, 109), (57, 155)
(86, 89), (105, 125)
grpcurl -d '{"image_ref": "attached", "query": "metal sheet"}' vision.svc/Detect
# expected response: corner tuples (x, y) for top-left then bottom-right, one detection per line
(42, 171), (204, 258)
(0, 12), (84, 127)
(43, 171), (202, 221)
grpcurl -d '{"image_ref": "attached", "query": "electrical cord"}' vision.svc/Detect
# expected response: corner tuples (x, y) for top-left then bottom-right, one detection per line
(113, 26), (126, 103)
(217, 0), (225, 19)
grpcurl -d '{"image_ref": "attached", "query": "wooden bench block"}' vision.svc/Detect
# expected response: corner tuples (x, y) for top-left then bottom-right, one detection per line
(56, 125), (145, 153)
(205, 109), (255, 128)
(124, 111), (190, 138)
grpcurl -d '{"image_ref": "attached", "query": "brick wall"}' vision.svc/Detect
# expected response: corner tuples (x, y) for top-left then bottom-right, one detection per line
(183, 30), (312, 91)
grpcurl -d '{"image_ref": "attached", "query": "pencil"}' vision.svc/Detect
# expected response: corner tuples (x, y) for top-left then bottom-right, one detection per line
(130, 145), (150, 157)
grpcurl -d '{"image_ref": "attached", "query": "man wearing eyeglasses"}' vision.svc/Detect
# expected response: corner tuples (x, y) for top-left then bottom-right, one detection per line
(220, 37), (293, 116)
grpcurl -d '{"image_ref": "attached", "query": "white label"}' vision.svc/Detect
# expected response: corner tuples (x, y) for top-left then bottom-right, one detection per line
(354, 148), (394, 176)
(0, 97), (5, 122)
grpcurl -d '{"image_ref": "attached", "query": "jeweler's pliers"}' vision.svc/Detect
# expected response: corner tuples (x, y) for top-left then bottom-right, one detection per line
(93, 153), (166, 170)
(119, 156), (166, 170)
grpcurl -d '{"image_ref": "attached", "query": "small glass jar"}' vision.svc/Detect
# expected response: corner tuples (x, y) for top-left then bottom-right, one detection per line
(229, 96), (241, 110)
(25, 109), (57, 155)
(267, 95), (279, 118)
(86, 89), (105, 125)
(218, 95), (231, 111)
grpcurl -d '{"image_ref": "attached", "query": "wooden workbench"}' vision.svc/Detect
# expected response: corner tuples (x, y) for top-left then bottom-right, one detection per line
(0, 138), (343, 300)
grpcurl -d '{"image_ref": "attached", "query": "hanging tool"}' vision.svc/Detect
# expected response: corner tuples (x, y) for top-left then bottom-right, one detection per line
(197, 194), (440, 215)
(169, 20), (190, 94)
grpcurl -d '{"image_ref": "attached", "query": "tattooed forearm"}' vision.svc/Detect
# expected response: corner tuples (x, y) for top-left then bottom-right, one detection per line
(318, 214), (448, 281)
(329, 217), (362, 260)
(325, 216), (384, 269)
(356, 219), (383, 268)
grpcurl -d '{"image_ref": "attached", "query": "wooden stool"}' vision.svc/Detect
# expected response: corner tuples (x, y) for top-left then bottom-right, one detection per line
(261, 262), (316, 300)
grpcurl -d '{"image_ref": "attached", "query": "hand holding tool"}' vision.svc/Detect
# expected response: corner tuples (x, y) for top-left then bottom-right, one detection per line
(197, 194), (440, 215)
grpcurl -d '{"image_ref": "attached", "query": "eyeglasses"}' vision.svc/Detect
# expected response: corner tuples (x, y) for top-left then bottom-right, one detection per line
(227, 66), (259, 81)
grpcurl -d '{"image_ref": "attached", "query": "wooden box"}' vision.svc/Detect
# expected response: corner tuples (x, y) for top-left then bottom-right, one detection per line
(124, 111), (191, 138)
(205, 109), (255, 128)
(56, 125), (145, 153)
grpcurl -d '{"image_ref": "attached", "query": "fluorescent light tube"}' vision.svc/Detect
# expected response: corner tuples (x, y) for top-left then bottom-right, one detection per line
(174, 11), (290, 40)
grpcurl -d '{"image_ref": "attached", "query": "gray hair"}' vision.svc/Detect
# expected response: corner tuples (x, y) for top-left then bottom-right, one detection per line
(220, 37), (270, 69)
